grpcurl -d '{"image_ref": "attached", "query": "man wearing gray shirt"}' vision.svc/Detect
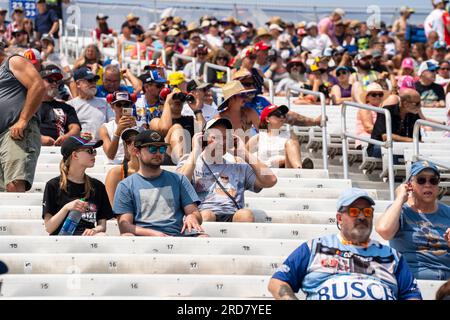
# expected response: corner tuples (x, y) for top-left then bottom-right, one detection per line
(68, 67), (115, 139)
(0, 46), (45, 192)
(177, 118), (277, 222)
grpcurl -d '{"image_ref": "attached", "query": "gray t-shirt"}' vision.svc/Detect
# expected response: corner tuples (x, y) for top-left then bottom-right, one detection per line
(0, 55), (28, 134)
(67, 97), (115, 139)
(178, 153), (261, 215)
(113, 171), (200, 236)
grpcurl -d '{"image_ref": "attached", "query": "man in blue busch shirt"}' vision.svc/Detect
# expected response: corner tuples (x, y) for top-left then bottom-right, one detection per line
(269, 188), (422, 300)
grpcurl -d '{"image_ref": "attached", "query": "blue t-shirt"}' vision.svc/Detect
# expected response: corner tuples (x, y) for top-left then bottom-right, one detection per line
(245, 96), (271, 116)
(96, 85), (134, 98)
(34, 9), (59, 35)
(389, 203), (450, 278)
(113, 171), (200, 236)
(272, 234), (422, 300)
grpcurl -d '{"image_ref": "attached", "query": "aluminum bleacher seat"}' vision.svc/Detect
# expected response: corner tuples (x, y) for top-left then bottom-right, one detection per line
(1, 253), (283, 275)
(0, 236), (302, 255)
(0, 220), (387, 242)
(0, 274), (442, 299)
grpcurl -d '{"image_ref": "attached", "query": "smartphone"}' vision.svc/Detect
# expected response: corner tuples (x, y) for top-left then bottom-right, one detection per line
(182, 229), (204, 237)
(122, 108), (133, 117)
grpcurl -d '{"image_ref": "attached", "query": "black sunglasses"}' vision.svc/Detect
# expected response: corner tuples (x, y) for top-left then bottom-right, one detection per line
(368, 92), (384, 98)
(336, 71), (348, 76)
(45, 78), (60, 84)
(115, 102), (131, 108)
(415, 176), (440, 186)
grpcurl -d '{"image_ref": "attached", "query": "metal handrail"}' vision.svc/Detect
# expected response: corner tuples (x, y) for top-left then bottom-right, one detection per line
(286, 86), (328, 170)
(342, 101), (395, 200)
(99, 35), (119, 60)
(203, 62), (231, 83)
(63, 23), (79, 58)
(172, 54), (197, 79)
(413, 120), (450, 170)
(264, 78), (274, 103)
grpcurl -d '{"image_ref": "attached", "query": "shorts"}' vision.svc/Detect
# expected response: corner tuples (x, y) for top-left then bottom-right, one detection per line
(0, 118), (41, 191)
(215, 213), (235, 222)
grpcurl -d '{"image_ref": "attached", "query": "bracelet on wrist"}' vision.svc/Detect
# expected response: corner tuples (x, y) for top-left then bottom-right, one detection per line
(194, 109), (203, 115)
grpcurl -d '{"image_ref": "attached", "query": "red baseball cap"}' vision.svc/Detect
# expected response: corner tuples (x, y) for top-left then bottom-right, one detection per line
(22, 48), (41, 65)
(254, 41), (271, 51)
(260, 104), (289, 123)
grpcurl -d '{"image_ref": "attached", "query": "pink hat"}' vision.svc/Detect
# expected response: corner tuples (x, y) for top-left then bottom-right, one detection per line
(398, 75), (415, 90)
(401, 57), (414, 70)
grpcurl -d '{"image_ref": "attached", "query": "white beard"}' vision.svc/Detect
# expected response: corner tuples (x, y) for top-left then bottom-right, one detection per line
(47, 88), (58, 98)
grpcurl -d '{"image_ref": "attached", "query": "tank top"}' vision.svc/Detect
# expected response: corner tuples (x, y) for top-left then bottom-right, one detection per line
(257, 129), (290, 167)
(338, 83), (352, 98)
(103, 120), (125, 165)
(0, 55), (28, 134)
(355, 109), (377, 148)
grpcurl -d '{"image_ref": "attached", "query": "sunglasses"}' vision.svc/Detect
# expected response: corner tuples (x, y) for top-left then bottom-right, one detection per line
(440, 67), (450, 70)
(368, 92), (384, 98)
(346, 207), (374, 218)
(147, 145), (167, 154)
(241, 82), (254, 88)
(217, 56), (228, 61)
(45, 78), (60, 84)
(151, 83), (165, 88)
(269, 110), (286, 118)
(415, 176), (440, 186)
(336, 71), (348, 76)
(77, 148), (96, 155)
(248, 55), (257, 60)
(115, 102), (132, 108)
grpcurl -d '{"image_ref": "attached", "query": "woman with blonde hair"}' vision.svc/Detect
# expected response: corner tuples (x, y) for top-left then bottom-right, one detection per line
(42, 136), (113, 236)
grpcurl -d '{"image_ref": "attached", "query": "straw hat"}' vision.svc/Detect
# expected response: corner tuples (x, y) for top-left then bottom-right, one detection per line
(186, 22), (201, 34)
(255, 27), (272, 39)
(126, 13), (139, 21)
(232, 68), (253, 80)
(218, 80), (256, 111)
(360, 83), (389, 103)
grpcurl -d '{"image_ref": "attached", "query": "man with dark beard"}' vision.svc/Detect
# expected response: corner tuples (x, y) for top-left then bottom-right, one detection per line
(268, 188), (422, 300)
(38, 65), (81, 146)
(113, 130), (205, 237)
(68, 67), (114, 139)
(352, 51), (380, 104)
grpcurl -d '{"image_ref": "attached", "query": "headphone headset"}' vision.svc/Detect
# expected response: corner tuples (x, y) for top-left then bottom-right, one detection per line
(106, 91), (138, 104)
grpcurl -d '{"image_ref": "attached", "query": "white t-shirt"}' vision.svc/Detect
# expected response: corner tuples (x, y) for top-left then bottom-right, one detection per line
(424, 9), (445, 41)
(67, 97), (115, 139)
(301, 34), (332, 52)
(181, 102), (218, 122)
(205, 34), (223, 48)
(102, 120), (125, 165)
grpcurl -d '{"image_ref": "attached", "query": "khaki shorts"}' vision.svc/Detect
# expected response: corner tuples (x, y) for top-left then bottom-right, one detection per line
(0, 118), (41, 191)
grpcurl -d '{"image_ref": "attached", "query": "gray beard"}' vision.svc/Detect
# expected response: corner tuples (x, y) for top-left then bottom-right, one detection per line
(291, 72), (302, 81)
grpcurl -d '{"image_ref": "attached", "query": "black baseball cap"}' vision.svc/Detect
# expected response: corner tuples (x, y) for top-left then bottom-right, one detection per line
(121, 127), (142, 141)
(61, 136), (103, 160)
(73, 67), (100, 81)
(134, 130), (169, 148)
(0, 260), (8, 274)
(40, 65), (63, 81)
(186, 79), (212, 92)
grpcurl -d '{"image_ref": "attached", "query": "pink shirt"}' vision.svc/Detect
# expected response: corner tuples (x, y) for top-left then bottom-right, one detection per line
(318, 17), (337, 44)
(355, 110), (377, 147)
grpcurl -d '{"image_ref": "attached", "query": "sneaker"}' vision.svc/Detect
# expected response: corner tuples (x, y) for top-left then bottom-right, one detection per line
(301, 157), (314, 169)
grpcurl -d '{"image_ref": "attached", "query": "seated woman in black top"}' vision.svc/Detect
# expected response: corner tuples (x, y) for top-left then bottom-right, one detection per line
(367, 88), (443, 160)
(42, 136), (113, 236)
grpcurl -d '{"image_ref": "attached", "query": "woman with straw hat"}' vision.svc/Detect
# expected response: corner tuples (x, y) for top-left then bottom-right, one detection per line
(355, 82), (388, 149)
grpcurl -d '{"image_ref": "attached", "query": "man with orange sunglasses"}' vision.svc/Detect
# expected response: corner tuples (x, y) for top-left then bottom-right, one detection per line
(268, 188), (422, 300)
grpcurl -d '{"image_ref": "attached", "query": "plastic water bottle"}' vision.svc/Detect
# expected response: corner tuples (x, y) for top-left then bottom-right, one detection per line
(58, 199), (85, 236)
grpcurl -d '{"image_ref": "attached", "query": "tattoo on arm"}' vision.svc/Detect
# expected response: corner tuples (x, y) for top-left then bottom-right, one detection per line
(278, 284), (298, 300)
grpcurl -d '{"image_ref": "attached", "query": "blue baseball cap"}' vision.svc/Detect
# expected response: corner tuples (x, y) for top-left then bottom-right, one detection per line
(73, 67), (100, 81)
(407, 160), (440, 181)
(139, 70), (167, 84)
(335, 66), (353, 73)
(434, 40), (447, 50)
(336, 188), (375, 211)
(0, 260), (8, 274)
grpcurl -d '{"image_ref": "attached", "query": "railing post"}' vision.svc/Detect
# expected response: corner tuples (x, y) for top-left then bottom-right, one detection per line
(203, 62), (231, 83)
(341, 101), (395, 200)
(341, 103), (349, 179)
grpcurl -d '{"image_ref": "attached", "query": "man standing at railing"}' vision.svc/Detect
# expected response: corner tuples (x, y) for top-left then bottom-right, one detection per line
(35, 0), (59, 41)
